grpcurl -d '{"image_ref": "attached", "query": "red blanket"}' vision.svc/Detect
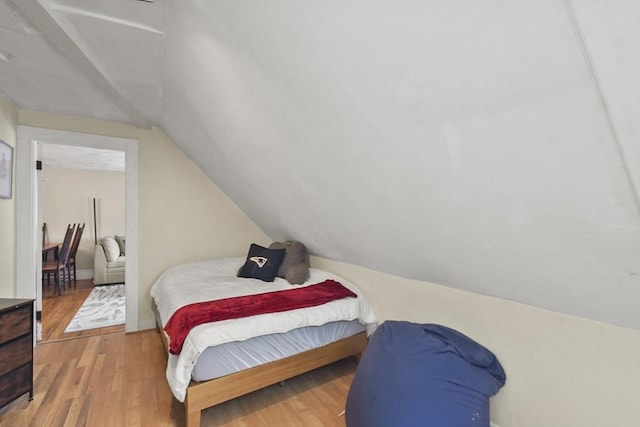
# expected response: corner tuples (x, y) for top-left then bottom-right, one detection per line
(164, 279), (357, 355)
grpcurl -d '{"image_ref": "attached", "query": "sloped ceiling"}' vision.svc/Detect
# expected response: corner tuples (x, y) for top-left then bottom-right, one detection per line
(1, 0), (638, 330)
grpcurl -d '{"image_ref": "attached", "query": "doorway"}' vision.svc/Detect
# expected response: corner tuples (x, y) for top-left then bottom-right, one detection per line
(16, 126), (139, 336)
(39, 144), (126, 341)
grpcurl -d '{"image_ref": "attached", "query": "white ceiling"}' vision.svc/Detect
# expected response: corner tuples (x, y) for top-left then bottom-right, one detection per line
(0, 0), (638, 330)
(40, 143), (125, 171)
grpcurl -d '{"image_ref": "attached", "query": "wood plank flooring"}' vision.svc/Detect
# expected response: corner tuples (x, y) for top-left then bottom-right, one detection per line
(1, 283), (357, 426)
(41, 279), (124, 342)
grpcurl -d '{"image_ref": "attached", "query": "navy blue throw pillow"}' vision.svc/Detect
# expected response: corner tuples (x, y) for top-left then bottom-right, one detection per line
(237, 243), (286, 282)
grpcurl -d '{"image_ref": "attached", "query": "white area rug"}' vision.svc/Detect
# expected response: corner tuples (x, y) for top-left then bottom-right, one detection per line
(64, 284), (125, 333)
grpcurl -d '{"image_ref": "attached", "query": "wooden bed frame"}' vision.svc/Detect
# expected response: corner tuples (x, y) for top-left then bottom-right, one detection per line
(157, 326), (367, 427)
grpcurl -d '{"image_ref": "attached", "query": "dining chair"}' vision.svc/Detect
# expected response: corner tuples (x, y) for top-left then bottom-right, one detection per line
(42, 223), (75, 296)
(41, 222), (50, 262)
(67, 222), (85, 286)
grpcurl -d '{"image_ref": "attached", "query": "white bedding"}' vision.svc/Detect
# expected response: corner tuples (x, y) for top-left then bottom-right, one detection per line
(150, 257), (377, 402)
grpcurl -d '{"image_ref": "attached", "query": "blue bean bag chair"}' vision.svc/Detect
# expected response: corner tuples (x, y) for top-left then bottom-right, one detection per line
(345, 321), (506, 427)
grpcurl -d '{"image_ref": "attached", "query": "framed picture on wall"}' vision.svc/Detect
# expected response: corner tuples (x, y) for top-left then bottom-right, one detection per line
(0, 139), (13, 199)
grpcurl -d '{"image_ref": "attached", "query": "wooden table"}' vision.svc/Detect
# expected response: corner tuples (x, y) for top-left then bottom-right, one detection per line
(42, 242), (60, 261)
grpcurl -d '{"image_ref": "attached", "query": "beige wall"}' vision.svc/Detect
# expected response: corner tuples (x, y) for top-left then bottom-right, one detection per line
(42, 166), (125, 271)
(14, 109), (640, 427)
(137, 127), (271, 321)
(19, 110), (270, 323)
(0, 94), (18, 297)
(312, 257), (640, 427)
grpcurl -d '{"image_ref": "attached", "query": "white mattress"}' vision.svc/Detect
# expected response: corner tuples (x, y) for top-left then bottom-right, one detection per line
(192, 319), (366, 382)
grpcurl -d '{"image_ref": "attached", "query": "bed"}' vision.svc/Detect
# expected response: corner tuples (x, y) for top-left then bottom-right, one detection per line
(150, 255), (377, 427)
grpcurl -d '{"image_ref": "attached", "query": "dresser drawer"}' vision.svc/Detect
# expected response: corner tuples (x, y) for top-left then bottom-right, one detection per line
(0, 363), (31, 408)
(0, 306), (31, 343)
(0, 335), (32, 377)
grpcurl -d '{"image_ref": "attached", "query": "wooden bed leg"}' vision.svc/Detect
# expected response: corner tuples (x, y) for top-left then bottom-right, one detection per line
(186, 408), (201, 427)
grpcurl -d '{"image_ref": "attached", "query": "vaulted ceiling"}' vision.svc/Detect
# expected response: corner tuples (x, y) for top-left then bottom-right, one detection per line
(1, 0), (638, 330)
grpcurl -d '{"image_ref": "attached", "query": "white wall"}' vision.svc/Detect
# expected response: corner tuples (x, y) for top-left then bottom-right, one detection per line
(161, 0), (640, 332)
(42, 166), (125, 272)
(0, 93), (18, 297)
(312, 256), (640, 427)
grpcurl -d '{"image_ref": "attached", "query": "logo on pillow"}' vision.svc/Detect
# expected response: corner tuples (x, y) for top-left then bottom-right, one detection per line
(237, 243), (286, 282)
(249, 256), (268, 268)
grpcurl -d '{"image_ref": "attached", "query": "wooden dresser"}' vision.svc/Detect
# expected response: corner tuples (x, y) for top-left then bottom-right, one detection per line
(0, 298), (34, 409)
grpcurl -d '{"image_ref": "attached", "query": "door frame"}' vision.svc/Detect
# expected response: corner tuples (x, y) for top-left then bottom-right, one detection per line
(16, 126), (139, 333)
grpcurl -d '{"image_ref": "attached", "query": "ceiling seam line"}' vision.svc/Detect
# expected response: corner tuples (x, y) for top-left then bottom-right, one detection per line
(8, 0), (152, 128)
(563, 0), (640, 216)
(46, 4), (163, 34)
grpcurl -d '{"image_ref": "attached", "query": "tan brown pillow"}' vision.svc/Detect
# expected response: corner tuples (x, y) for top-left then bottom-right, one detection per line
(268, 241), (310, 284)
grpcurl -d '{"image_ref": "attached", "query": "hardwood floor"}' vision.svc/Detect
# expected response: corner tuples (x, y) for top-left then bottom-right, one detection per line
(41, 278), (124, 342)
(0, 329), (357, 426)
